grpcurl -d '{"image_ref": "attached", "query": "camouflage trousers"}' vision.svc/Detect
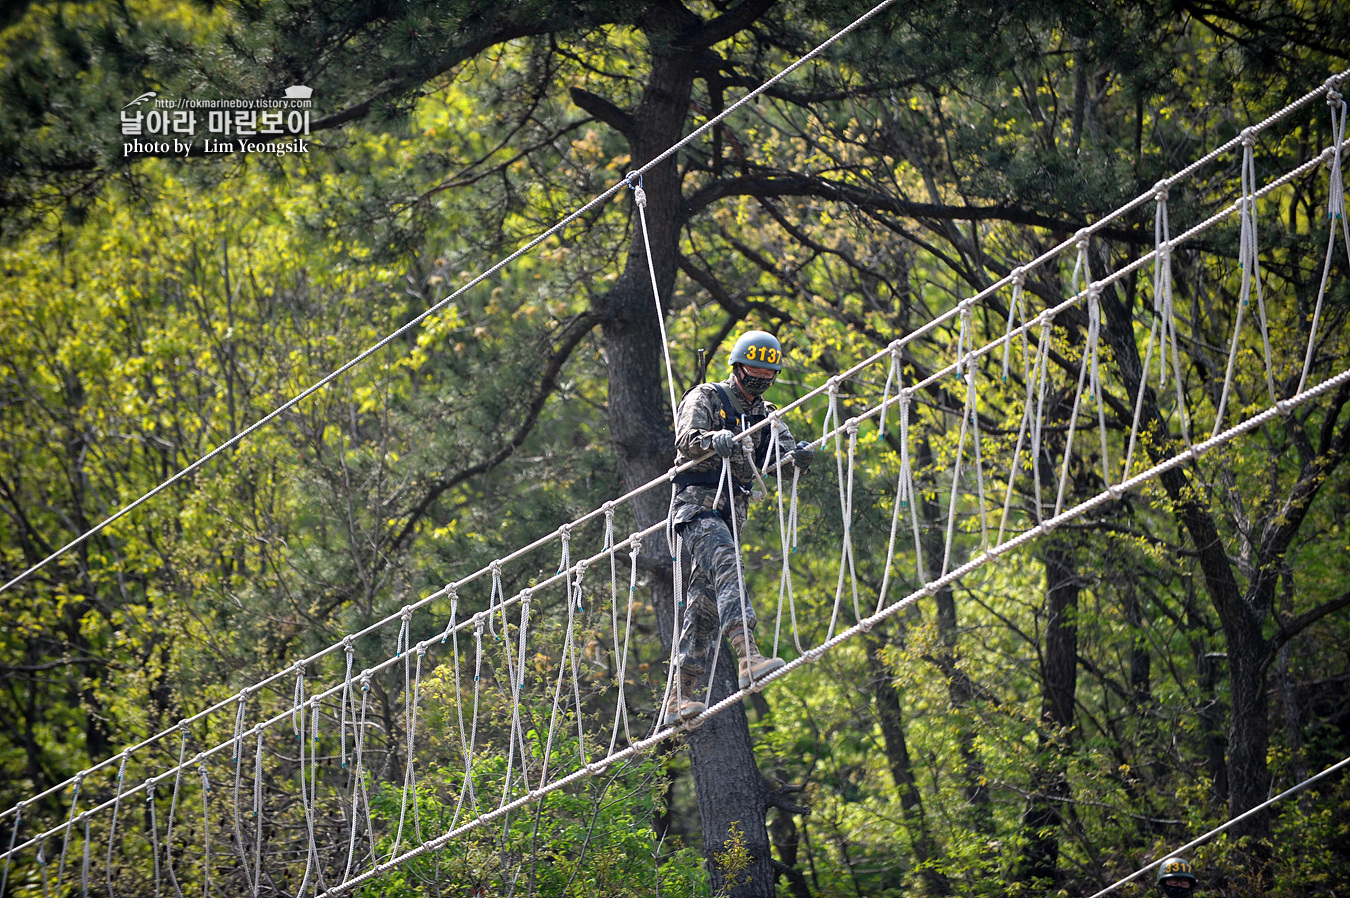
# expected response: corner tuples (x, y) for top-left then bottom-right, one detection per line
(673, 511), (758, 675)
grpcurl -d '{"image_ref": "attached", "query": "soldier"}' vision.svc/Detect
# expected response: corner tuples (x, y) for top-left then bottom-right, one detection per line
(662, 330), (815, 727)
(1156, 856), (1198, 898)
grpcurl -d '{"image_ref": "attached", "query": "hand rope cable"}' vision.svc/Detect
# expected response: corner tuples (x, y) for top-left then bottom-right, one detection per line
(302, 361), (1350, 898)
(304, 697), (326, 897)
(1083, 753), (1350, 898)
(9, 123), (1348, 874)
(340, 672), (368, 885)
(1298, 85), (1350, 394)
(10, 69), (1349, 832)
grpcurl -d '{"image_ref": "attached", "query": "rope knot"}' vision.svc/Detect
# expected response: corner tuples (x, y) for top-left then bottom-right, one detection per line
(1154, 179), (1170, 201)
(73, 771), (84, 786)
(827, 376), (841, 395)
(602, 501), (615, 517)
(444, 582), (458, 601)
(958, 297), (975, 316)
(144, 776), (157, 791)
(1240, 127), (1256, 147)
(359, 671), (372, 691)
(519, 588), (533, 609)
(845, 418), (860, 435)
(400, 605), (413, 623)
(309, 695), (321, 710)
(177, 719), (190, 734)
(238, 685), (253, 701)
(1328, 88), (1343, 107)
(343, 635), (355, 654)
(1074, 228), (1090, 249)
(472, 612), (486, 633)
(416, 641), (428, 657)
(1038, 309), (1057, 328)
(1011, 267), (1026, 287)
(630, 533), (644, 553)
(490, 560), (502, 573)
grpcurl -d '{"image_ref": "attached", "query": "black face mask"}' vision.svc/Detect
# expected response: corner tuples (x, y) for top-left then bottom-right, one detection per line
(1161, 884), (1193, 898)
(736, 366), (776, 397)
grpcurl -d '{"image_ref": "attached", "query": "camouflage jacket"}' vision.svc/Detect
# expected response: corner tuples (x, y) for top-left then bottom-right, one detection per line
(671, 378), (798, 525)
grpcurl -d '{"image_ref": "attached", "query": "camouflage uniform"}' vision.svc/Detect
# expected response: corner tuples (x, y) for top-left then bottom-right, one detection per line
(672, 378), (798, 674)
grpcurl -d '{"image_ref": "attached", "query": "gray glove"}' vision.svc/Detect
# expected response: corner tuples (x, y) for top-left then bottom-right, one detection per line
(710, 430), (738, 458)
(790, 440), (815, 471)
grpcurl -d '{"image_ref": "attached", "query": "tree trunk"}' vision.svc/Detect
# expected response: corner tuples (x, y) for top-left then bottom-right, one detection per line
(1097, 285), (1271, 845)
(866, 634), (947, 895)
(596, 25), (775, 897)
(1016, 538), (1079, 886)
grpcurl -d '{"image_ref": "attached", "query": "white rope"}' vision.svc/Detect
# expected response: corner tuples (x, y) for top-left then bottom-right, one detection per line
(164, 727), (188, 898)
(55, 774), (81, 895)
(251, 730), (264, 897)
(1, 801), (21, 895)
(230, 690), (254, 895)
(105, 752), (129, 898)
(1299, 87), (1350, 394)
(629, 174), (681, 428)
(147, 782), (161, 898)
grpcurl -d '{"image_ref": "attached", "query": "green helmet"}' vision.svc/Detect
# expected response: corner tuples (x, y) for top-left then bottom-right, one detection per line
(1156, 857), (1196, 885)
(728, 330), (784, 371)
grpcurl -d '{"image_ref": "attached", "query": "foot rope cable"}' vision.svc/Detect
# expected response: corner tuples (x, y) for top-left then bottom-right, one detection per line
(2, 57), (1347, 898)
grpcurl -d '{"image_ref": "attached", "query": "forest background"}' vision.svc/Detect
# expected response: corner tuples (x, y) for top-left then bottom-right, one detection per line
(1, 0), (1349, 896)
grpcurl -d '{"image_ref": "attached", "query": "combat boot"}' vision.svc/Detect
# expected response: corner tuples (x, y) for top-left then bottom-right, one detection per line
(729, 627), (785, 689)
(660, 667), (706, 728)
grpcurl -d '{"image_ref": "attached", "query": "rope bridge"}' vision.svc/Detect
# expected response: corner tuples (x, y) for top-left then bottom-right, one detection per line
(2, 42), (1348, 898)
